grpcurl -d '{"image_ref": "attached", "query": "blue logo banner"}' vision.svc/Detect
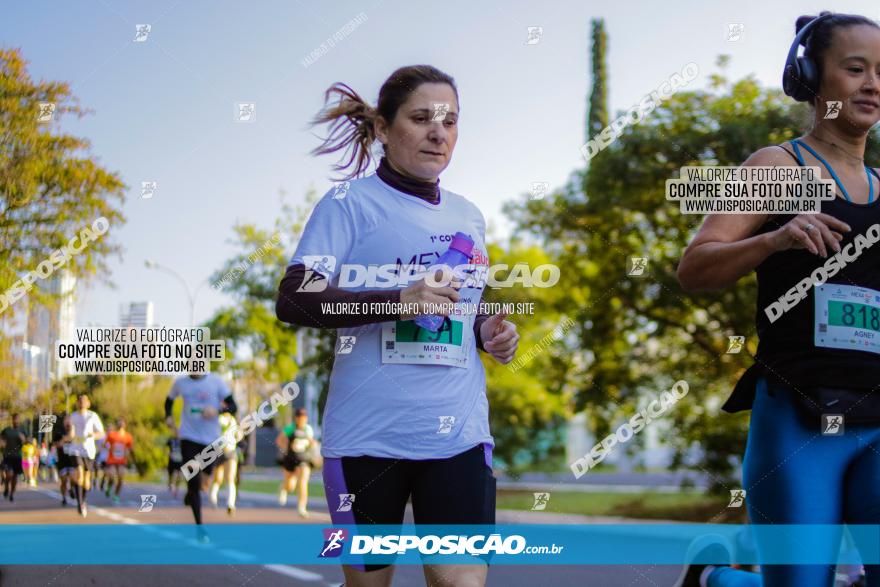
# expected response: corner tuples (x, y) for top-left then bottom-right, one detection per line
(0, 524), (875, 565)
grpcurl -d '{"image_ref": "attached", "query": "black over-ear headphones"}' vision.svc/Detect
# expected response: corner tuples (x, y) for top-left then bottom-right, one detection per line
(782, 13), (835, 102)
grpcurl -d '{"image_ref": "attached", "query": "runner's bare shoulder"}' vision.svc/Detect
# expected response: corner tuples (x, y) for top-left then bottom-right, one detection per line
(740, 145), (800, 167)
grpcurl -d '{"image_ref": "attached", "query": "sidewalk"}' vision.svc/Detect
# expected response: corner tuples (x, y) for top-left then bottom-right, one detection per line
(165, 480), (686, 528)
(223, 485), (683, 525)
(239, 468), (709, 493)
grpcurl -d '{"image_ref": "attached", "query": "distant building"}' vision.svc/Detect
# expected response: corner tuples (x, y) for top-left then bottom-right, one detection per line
(29, 270), (77, 382)
(10, 338), (44, 396)
(119, 301), (154, 328)
(1, 270), (77, 400)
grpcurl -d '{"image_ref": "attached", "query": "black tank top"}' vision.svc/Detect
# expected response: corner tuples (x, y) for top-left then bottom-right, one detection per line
(723, 142), (880, 412)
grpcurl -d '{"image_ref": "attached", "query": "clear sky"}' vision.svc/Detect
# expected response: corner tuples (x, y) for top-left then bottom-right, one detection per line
(4, 0), (879, 328)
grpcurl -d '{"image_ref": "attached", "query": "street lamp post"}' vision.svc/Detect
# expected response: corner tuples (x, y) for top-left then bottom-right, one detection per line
(143, 260), (211, 402)
(143, 260), (210, 327)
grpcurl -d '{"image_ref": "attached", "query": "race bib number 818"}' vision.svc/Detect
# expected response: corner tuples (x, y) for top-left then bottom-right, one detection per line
(815, 284), (880, 354)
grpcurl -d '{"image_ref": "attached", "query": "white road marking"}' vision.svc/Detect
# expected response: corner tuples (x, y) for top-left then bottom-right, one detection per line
(29, 485), (338, 585)
(263, 564), (326, 581)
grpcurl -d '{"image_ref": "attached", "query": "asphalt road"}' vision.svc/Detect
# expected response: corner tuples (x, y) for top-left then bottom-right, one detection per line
(0, 480), (683, 587)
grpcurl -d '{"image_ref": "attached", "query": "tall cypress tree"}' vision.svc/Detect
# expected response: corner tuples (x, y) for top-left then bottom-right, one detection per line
(587, 19), (609, 144)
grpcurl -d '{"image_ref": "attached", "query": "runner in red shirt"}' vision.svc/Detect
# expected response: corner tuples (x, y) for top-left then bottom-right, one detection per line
(103, 418), (132, 504)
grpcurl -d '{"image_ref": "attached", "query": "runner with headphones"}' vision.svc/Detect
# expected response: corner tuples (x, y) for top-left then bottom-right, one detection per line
(676, 12), (880, 587)
(276, 65), (519, 587)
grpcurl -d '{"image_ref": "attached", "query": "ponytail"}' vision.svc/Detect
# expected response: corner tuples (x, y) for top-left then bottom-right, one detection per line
(309, 83), (377, 181)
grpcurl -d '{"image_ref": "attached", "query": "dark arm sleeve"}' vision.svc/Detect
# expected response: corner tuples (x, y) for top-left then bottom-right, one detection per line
(221, 394), (238, 416)
(473, 294), (492, 352)
(164, 397), (174, 419)
(275, 263), (404, 328)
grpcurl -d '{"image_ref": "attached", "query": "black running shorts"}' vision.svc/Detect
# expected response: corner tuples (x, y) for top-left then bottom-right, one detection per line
(322, 443), (496, 572)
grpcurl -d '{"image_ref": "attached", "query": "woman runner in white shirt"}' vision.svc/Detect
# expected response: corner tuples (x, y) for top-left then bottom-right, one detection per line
(277, 65), (520, 587)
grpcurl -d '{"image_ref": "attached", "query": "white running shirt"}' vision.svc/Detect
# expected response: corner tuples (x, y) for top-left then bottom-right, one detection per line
(69, 410), (105, 459)
(290, 173), (495, 460)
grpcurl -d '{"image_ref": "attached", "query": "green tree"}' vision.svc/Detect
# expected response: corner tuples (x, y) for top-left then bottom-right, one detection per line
(505, 57), (880, 490)
(88, 376), (171, 477)
(0, 48), (126, 407)
(481, 239), (573, 473)
(204, 189), (336, 424)
(587, 19), (609, 142)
